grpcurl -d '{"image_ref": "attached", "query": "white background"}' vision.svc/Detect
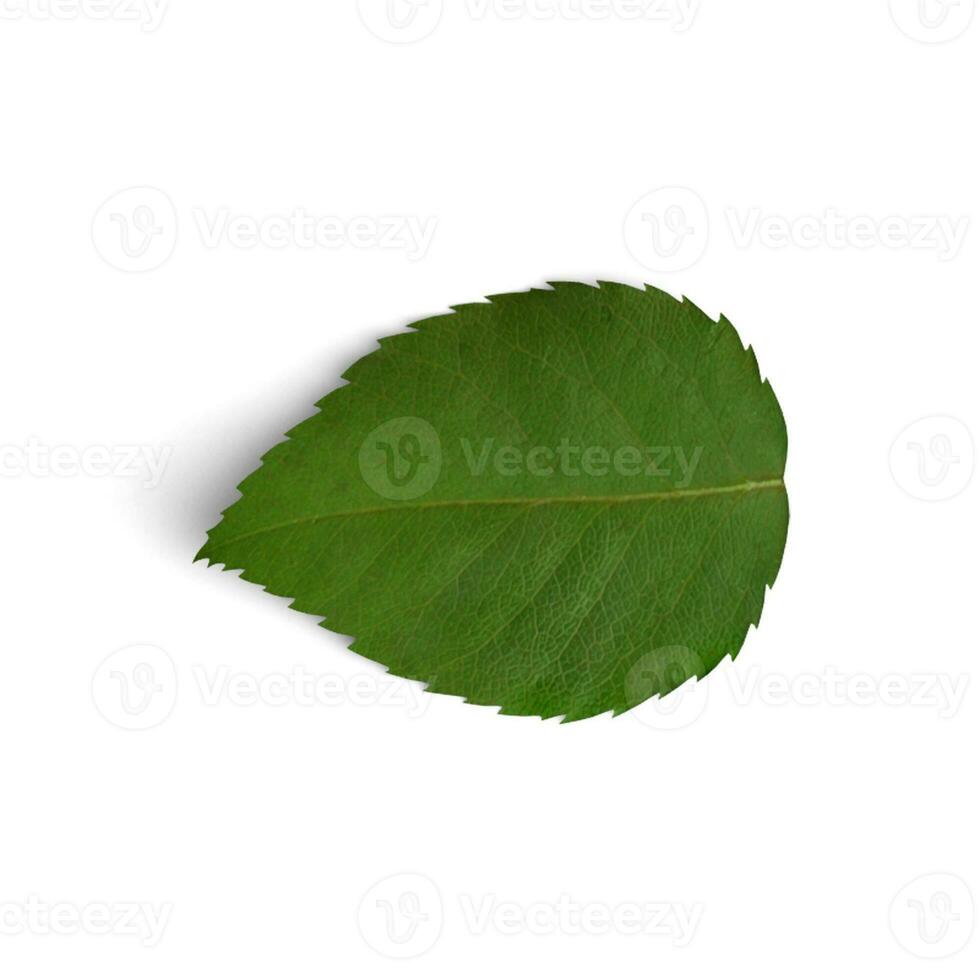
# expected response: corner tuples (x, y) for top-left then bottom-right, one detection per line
(1, 1), (978, 976)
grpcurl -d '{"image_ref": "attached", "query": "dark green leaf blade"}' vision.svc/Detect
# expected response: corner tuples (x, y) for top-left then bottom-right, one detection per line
(198, 282), (789, 722)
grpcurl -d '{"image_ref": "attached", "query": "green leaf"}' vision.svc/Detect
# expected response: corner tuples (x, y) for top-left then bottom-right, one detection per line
(198, 282), (789, 722)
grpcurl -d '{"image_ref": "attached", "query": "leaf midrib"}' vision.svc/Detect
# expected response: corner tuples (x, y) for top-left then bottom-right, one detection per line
(209, 478), (785, 552)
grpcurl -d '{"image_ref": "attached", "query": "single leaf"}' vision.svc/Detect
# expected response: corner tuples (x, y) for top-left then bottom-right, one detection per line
(198, 282), (789, 722)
